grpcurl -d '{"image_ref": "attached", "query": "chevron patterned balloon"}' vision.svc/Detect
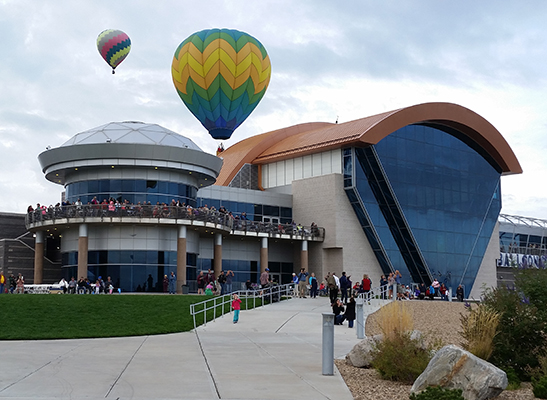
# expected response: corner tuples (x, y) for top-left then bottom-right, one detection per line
(172, 28), (271, 140)
(97, 29), (131, 74)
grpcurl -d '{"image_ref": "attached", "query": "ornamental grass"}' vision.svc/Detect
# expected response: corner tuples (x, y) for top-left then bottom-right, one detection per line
(459, 303), (500, 360)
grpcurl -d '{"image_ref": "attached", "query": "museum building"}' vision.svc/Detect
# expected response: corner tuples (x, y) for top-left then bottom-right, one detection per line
(22, 102), (522, 298)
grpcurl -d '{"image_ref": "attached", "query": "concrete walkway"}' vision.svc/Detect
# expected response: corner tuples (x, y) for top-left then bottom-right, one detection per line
(0, 297), (363, 400)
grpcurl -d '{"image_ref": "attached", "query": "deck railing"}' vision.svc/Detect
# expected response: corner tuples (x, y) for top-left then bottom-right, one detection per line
(26, 205), (325, 240)
(189, 283), (295, 329)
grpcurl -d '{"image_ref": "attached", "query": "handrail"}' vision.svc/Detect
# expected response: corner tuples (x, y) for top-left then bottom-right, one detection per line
(189, 283), (295, 329)
(25, 205), (325, 240)
(356, 284), (392, 314)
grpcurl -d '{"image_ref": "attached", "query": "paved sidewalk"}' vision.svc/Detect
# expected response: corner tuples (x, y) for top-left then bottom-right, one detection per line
(0, 297), (362, 400)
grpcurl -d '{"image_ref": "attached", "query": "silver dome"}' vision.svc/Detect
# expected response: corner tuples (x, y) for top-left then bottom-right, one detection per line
(61, 121), (202, 151)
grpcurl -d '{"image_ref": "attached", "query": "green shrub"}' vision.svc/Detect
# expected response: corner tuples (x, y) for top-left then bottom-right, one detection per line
(409, 386), (464, 400)
(533, 376), (547, 399)
(481, 282), (547, 380)
(504, 367), (521, 390)
(371, 331), (431, 384)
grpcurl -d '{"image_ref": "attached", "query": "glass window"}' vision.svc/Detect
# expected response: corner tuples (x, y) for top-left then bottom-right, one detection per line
(122, 180), (135, 192)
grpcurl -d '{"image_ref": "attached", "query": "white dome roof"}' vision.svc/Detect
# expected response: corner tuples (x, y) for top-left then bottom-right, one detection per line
(61, 121), (202, 151)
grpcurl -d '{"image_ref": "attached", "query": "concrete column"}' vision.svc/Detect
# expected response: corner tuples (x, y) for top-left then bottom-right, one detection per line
(33, 231), (44, 284)
(260, 237), (268, 273)
(214, 233), (222, 279)
(77, 224), (88, 280)
(301, 240), (308, 272)
(176, 226), (187, 294)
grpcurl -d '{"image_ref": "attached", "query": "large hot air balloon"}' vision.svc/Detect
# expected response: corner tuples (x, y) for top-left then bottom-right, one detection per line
(97, 29), (131, 74)
(171, 28), (271, 140)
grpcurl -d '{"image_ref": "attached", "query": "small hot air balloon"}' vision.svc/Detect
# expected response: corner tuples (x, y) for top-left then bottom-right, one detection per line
(97, 29), (131, 74)
(171, 28), (271, 140)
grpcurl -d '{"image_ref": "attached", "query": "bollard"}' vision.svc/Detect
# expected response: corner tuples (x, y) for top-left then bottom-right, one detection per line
(322, 313), (335, 375)
(448, 287), (452, 302)
(392, 283), (397, 302)
(356, 297), (364, 339)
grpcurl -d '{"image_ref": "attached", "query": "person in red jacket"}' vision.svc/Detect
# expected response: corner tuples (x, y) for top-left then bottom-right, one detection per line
(232, 293), (242, 323)
(361, 274), (372, 296)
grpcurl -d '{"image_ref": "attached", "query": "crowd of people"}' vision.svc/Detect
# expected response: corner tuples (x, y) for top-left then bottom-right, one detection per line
(283, 268), (466, 328)
(0, 271), (25, 294)
(27, 200), (321, 238)
(196, 269), (237, 296)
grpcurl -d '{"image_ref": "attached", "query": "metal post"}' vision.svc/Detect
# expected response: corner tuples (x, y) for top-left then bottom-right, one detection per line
(392, 283), (397, 302)
(356, 297), (364, 339)
(322, 313), (335, 376)
(448, 287), (452, 302)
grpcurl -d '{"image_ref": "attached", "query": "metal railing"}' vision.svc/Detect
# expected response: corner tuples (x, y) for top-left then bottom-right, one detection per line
(356, 285), (392, 315)
(26, 205), (325, 240)
(189, 283), (295, 329)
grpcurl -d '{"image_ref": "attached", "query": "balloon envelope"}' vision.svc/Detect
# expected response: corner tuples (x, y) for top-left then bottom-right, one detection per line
(97, 29), (131, 73)
(172, 28), (271, 140)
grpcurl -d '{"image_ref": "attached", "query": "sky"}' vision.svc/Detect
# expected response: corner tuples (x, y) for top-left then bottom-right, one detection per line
(1, 1), (546, 219)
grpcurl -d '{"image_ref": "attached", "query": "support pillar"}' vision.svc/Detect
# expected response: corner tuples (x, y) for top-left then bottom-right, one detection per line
(301, 240), (308, 271)
(322, 312), (335, 375)
(214, 233), (222, 279)
(176, 226), (187, 294)
(33, 231), (44, 284)
(77, 224), (88, 280)
(260, 237), (268, 273)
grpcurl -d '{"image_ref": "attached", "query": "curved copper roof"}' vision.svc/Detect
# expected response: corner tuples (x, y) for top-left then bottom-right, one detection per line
(216, 102), (522, 186)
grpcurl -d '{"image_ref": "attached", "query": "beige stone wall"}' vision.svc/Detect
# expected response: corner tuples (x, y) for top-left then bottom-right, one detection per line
(468, 221), (500, 300)
(291, 173), (384, 286)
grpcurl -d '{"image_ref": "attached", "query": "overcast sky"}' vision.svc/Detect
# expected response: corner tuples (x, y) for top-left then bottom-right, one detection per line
(1, 1), (546, 219)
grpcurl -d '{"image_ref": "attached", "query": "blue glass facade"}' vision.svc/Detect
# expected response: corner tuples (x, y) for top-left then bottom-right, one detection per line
(344, 124), (501, 294)
(62, 250), (196, 292)
(66, 179), (198, 206)
(197, 197), (292, 223)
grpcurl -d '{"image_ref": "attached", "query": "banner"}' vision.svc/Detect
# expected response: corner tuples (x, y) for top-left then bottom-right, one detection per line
(498, 252), (547, 269)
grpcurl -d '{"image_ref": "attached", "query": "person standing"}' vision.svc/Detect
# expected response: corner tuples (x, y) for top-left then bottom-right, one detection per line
(8, 274), (16, 294)
(344, 296), (356, 328)
(16, 273), (24, 294)
(387, 272), (395, 299)
(339, 272), (349, 304)
(394, 270), (403, 300)
(206, 269), (215, 286)
(327, 273), (338, 304)
(432, 278), (441, 297)
(260, 268), (270, 288)
(379, 274), (388, 299)
(225, 270), (234, 294)
(168, 271), (177, 294)
(309, 272), (318, 298)
(197, 271), (206, 295)
(0, 270), (5, 294)
(456, 285), (464, 302)
(297, 268), (309, 298)
(163, 274), (169, 293)
(218, 270), (227, 295)
(232, 293), (242, 323)
(361, 274), (372, 298)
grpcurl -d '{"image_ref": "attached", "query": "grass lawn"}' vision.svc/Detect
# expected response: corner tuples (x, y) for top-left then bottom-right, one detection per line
(0, 294), (263, 340)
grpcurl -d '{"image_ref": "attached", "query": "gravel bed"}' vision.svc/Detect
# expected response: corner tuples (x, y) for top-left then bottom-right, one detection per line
(336, 300), (535, 399)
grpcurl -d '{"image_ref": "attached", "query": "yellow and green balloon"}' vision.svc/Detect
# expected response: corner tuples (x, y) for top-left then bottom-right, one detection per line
(172, 28), (271, 140)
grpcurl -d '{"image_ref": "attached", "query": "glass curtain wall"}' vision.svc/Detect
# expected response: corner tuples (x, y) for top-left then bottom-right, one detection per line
(345, 124), (501, 295)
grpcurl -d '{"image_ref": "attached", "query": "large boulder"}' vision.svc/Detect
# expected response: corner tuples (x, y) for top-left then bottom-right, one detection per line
(345, 334), (382, 368)
(346, 330), (427, 368)
(411, 345), (507, 400)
